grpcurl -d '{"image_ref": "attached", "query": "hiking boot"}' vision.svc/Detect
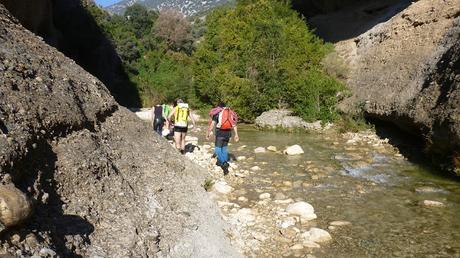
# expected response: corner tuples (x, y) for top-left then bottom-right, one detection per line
(222, 162), (230, 176)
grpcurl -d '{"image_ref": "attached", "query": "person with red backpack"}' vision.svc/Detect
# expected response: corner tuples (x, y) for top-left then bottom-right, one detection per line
(206, 102), (239, 175)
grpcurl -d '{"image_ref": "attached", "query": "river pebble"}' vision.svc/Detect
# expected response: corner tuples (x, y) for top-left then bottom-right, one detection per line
(302, 228), (332, 243)
(267, 146), (278, 152)
(237, 156), (247, 161)
(421, 200), (445, 207)
(238, 196), (248, 202)
(284, 145), (304, 155)
(329, 220), (351, 226)
(254, 147), (266, 153)
(213, 181), (233, 195)
(286, 202), (316, 220)
(259, 193), (271, 200)
(251, 166), (261, 171)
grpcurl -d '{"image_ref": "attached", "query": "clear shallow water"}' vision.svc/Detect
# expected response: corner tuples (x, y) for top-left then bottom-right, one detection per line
(202, 126), (460, 257)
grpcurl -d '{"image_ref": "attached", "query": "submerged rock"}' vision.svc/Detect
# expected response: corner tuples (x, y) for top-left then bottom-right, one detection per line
(254, 147), (266, 153)
(267, 146), (278, 152)
(421, 200), (445, 207)
(284, 145), (304, 155)
(329, 221), (351, 226)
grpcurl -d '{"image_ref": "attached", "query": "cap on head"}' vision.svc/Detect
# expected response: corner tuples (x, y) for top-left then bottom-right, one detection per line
(177, 98), (184, 104)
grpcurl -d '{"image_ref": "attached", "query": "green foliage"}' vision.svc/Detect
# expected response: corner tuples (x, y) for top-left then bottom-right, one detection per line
(88, 4), (195, 107)
(135, 50), (194, 106)
(88, 0), (346, 120)
(193, 0), (345, 121)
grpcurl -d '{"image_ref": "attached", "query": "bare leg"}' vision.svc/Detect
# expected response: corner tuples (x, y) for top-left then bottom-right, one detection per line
(181, 132), (186, 151)
(174, 131), (181, 150)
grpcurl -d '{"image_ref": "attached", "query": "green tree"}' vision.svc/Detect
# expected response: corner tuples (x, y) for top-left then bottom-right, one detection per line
(193, 0), (344, 121)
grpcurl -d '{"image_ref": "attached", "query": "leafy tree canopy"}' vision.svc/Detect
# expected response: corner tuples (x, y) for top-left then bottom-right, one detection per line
(193, 0), (344, 121)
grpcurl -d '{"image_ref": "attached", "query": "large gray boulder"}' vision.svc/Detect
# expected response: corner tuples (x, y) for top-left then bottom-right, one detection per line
(337, 0), (460, 172)
(0, 4), (240, 257)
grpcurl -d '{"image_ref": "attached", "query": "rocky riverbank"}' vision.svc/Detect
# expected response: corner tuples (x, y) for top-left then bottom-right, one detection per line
(184, 125), (415, 257)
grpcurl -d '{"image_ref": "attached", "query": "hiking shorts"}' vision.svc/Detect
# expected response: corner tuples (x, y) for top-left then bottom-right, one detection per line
(174, 126), (188, 133)
(215, 136), (230, 148)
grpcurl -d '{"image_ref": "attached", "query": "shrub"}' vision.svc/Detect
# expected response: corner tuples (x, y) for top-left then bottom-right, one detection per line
(193, 0), (345, 122)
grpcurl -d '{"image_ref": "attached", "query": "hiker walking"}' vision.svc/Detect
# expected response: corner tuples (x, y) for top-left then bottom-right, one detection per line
(151, 103), (171, 135)
(168, 99), (196, 154)
(152, 104), (165, 135)
(206, 102), (239, 175)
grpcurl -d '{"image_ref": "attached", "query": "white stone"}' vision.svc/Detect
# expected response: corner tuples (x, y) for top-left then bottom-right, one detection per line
(236, 156), (246, 161)
(202, 144), (211, 149)
(290, 244), (304, 250)
(254, 147), (266, 153)
(250, 166), (261, 171)
(238, 196), (248, 202)
(234, 208), (256, 223)
(421, 200), (445, 207)
(286, 202), (316, 220)
(259, 193), (271, 200)
(267, 146), (277, 152)
(279, 217), (297, 229)
(330, 221), (351, 226)
(302, 228), (332, 243)
(234, 173), (246, 178)
(213, 181), (233, 195)
(284, 145), (304, 155)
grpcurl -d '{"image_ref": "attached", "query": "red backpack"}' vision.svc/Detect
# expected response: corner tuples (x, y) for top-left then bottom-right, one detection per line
(217, 107), (237, 129)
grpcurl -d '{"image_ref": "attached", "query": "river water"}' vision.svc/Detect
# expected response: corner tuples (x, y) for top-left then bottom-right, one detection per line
(192, 125), (460, 257)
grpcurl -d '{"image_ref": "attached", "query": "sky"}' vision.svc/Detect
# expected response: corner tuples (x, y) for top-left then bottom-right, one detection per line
(94, 0), (120, 7)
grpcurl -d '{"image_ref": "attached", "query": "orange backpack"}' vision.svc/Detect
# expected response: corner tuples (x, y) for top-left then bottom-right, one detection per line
(217, 108), (235, 130)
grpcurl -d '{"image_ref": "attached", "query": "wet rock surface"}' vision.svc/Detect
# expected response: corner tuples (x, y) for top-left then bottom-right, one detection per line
(0, 5), (240, 257)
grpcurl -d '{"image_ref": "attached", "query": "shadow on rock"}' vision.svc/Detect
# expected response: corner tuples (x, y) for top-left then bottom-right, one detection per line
(3, 141), (94, 257)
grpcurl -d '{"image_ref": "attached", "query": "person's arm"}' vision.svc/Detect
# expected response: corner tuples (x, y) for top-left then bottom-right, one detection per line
(168, 108), (176, 124)
(206, 120), (216, 140)
(233, 125), (239, 142)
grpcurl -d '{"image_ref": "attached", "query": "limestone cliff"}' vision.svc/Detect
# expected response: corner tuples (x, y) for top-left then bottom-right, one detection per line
(0, 4), (240, 257)
(308, 0), (460, 172)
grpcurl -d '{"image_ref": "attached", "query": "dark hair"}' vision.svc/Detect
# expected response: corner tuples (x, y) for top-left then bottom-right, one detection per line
(218, 102), (226, 108)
